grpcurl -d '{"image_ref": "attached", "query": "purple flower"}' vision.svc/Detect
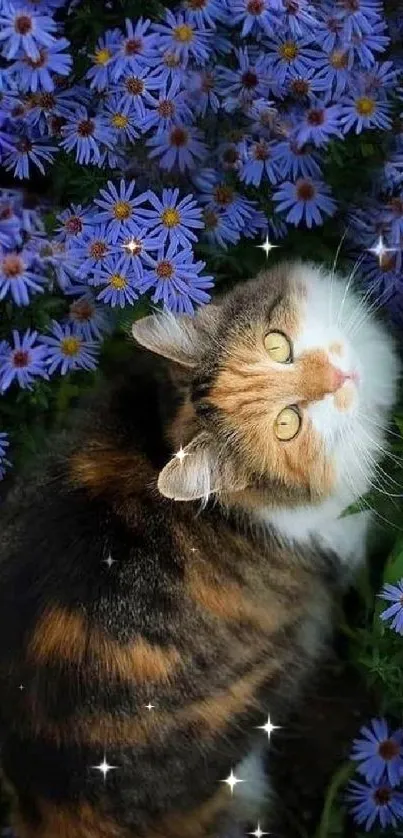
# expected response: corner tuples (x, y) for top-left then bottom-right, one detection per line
(264, 34), (312, 86)
(0, 431), (11, 480)
(181, 0), (228, 27)
(201, 207), (241, 249)
(230, 0), (282, 37)
(287, 66), (326, 100)
(55, 204), (92, 243)
(67, 292), (112, 339)
(142, 82), (193, 133)
(336, 0), (383, 39)
(94, 179), (148, 244)
(216, 47), (273, 112)
(347, 780), (403, 831)
(101, 96), (141, 144)
(40, 321), (99, 375)
(274, 138), (322, 180)
(0, 5), (57, 60)
(37, 239), (78, 290)
(3, 134), (57, 178)
(315, 7), (345, 52)
(239, 137), (281, 186)
(185, 69), (220, 117)
(379, 580), (403, 635)
(141, 242), (213, 314)
(273, 177), (336, 227)
(137, 188), (203, 249)
(112, 18), (160, 80)
(0, 329), (48, 392)
(68, 223), (113, 279)
(147, 123), (207, 172)
(340, 93), (391, 134)
(281, 0), (318, 37)
(60, 106), (114, 165)
(152, 10), (212, 68)
(351, 719), (403, 787)
(345, 20), (390, 69)
(0, 249), (45, 305)
(354, 61), (397, 100)
(360, 251), (402, 303)
(245, 97), (278, 136)
(86, 31), (120, 92)
(313, 48), (353, 98)
(11, 38), (72, 92)
(195, 169), (256, 229)
(95, 254), (140, 307)
(294, 101), (342, 147)
(113, 228), (163, 282)
(116, 66), (161, 118)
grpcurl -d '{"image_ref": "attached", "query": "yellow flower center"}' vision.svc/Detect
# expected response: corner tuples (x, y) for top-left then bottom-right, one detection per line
(112, 113), (129, 129)
(110, 273), (127, 289)
(95, 48), (111, 65)
(161, 208), (181, 228)
(61, 337), (81, 357)
(279, 41), (299, 61)
(355, 96), (375, 116)
(174, 24), (194, 43)
(330, 50), (348, 69)
(113, 200), (131, 220)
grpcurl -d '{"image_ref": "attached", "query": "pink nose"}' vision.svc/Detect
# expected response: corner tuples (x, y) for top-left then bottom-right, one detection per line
(330, 368), (358, 391)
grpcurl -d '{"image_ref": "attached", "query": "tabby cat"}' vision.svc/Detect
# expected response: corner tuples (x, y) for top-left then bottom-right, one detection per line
(0, 261), (398, 838)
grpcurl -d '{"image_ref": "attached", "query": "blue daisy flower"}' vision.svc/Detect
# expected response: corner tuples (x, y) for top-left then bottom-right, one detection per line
(238, 137), (281, 186)
(0, 329), (48, 392)
(264, 34), (312, 86)
(194, 168), (257, 229)
(287, 66), (326, 100)
(0, 249), (45, 306)
(273, 177), (336, 227)
(38, 238), (78, 291)
(10, 38), (72, 92)
(3, 133), (57, 178)
(137, 188), (203, 249)
(216, 47), (273, 113)
(60, 106), (114, 165)
(68, 223), (114, 280)
(142, 82), (193, 133)
(86, 31), (121, 92)
(94, 179), (148, 244)
(0, 431), (11, 481)
(147, 123), (207, 172)
(185, 69), (220, 117)
(242, 207), (270, 239)
(95, 254), (140, 308)
(245, 97), (278, 136)
(282, 0), (319, 36)
(230, 0), (282, 37)
(340, 93), (391, 134)
(152, 10), (212, 68)
(67, 292), (113, 339)
(145, 49), (187, 90)
(113, 228), (164, 282)
(347, 780), (403, 831)
(315, 6), (346, 52)
(345, 20), (390, 69)
(0, 5), (57, 60)
(141, 242), (213, 314)
(336, 0), (383, 39)
(359, 251), (401, 302)
(379, 580), (403, 635)
(382, 152), (403, 190)
(40, 321), (99, 375)
(351, 718), (403, 787)
(116, 66), (161, 119)
(55, 204), (93, 243)
(353, 61), (397, 101)
(0, 194), (23, 248)
(181, 0), (228, 28)
(274, 138), (323, 181)
(101, 96), (141, 144)
(112, 18), (160, 80)
(313, 48), (353, 98)
(201, 207), (242, 249)
(294, 101), (342, 147)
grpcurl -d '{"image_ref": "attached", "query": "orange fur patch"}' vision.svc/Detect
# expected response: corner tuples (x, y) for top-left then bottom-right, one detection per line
(12, 801), (130, 838)
(334, 383), (354, 412)
(28, 606), (181, 683)
(146, 788), (229, 838)
(70, 445), (154, 496)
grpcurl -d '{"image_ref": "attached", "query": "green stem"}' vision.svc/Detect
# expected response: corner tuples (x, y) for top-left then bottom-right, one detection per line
(315, 761), (356, 838)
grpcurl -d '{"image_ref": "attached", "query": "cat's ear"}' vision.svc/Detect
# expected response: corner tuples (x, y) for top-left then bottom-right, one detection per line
(132, 306), (220, 368)
(132, 312), (200, 368)
(158, 432), (245, 502)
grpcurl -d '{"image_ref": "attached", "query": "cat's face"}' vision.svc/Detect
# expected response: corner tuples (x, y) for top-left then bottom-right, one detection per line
(133, 261), (399, 510)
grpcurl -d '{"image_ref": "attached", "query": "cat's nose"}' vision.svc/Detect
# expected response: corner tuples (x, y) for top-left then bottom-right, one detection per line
(329, 367), (358, 392)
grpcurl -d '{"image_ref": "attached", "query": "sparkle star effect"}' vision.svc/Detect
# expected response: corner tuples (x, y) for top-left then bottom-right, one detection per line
(18, 684), (24, 691)
(256, 235), (279, 259)
(92, 755), (117, 780)
(145, 703), (155, 711)
(368, 235), (396, 266)
(256, 714), (281, 740)
(175, 446), (188, 463)
(249, 823), (270, 838)
(221, 769), (245, 795)
(123, 238), (142, 255)
(102, 553), (116, 569)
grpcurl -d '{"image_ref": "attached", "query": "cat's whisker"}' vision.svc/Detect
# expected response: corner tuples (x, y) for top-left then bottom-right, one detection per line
(337, 254), (364, 328)
(357, 419), (403, 469)
(329, 227), (348, 326)
(343, 286), (379, 335)
(342, 437), (403, 527)
(349, 435), (403, 497)
(360, 414), (403, 442)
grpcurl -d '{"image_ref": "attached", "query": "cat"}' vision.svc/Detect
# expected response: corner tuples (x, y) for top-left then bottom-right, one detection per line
(0, 260), (398, 838)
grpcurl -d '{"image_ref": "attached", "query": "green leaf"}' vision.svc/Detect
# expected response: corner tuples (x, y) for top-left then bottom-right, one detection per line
(315, 761), (356, 838)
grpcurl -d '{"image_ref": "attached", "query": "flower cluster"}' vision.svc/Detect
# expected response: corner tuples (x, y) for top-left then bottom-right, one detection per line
(379, 579), (403, 635)
(348, 718), (403, 830)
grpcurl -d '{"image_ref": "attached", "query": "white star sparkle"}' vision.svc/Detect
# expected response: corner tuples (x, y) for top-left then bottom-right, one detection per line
(175, 446), (188, 463)
(102, 553), (116, 569)
(221, 769), (245, 795)
(256, 714), (280, 740)
(92, 755), (117, 780)
(368, 235), (396, 266)
(249, 823), (269, 838)
(123, 238), (141, 255)
(145, 703), (155, 711)
(18, 684), (24, 691)
(256, 235), (279, 259)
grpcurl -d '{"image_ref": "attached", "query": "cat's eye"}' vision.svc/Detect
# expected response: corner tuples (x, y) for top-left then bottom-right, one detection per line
(264, 331), (292, 363)
(275, 407), (301, 441)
